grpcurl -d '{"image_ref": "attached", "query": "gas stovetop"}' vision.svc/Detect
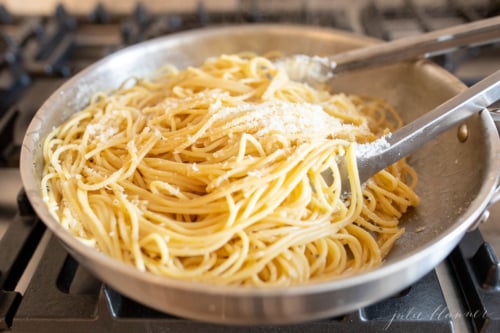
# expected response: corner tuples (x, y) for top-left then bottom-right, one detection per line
(0, 1), (499, 332)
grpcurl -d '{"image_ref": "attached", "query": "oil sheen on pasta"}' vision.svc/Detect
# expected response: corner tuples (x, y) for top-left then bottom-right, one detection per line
(41, 54), (419, 286)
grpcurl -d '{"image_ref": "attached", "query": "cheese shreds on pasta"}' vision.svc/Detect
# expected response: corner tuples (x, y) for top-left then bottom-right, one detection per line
(41, 53), (419, 286)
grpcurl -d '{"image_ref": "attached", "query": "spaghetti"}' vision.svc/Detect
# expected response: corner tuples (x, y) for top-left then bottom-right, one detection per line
(41, 53), (419, 286)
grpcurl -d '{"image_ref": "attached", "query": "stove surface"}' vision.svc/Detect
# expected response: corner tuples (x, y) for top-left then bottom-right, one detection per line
(0, 0), (499, 332)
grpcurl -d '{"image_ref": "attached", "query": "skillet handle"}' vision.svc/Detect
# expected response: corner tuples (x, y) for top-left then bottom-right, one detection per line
(468, 105), (500, 231)
(471, 183), (500, 231)
(491, 186), (500, 206)
(467, 190), (500, 232)
(489, 102), (500, 125)
(468, 104), (500, 231)
(489, 104), (500, 206)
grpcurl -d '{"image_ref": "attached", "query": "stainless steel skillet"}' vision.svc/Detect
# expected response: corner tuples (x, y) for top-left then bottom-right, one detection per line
(20, 24), (500, 324)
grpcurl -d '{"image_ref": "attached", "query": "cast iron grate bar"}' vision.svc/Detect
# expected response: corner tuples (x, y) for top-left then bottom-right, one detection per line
(0, 192), (45, 290)
(360, 3), (388, 40)
(88, 3), (111, 24)
(448, 230), (500, 333)
(21, 5), (76, 77)
(121, 3), (153, 45)
(448, 0), (484, 22)
(0, 288), (21, 330)
(0, 107), (18, 167)
(485, 0), (500, 16)
(0, 191), (46, 330)
(1, 78), (66, 169)
(0, 5), (12, 25)
(404, 0), (435, 32)
(0, 31), (30, 114)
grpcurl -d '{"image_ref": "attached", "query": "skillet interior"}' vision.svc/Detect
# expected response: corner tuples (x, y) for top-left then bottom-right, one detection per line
(20, 24), (500, 324)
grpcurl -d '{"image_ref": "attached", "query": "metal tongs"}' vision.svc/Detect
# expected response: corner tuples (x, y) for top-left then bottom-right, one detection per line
(279, 16), (500, 84)
(338, 69), (500, 193)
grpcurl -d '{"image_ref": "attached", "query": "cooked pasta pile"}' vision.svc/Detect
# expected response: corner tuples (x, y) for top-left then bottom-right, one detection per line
(41, 53), (419, 286)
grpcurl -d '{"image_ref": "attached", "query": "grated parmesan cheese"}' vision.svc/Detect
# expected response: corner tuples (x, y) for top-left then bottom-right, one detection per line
(275, 54), (335, 83)
(355, 134), (392, 159)
(210, 100), (349, 139)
